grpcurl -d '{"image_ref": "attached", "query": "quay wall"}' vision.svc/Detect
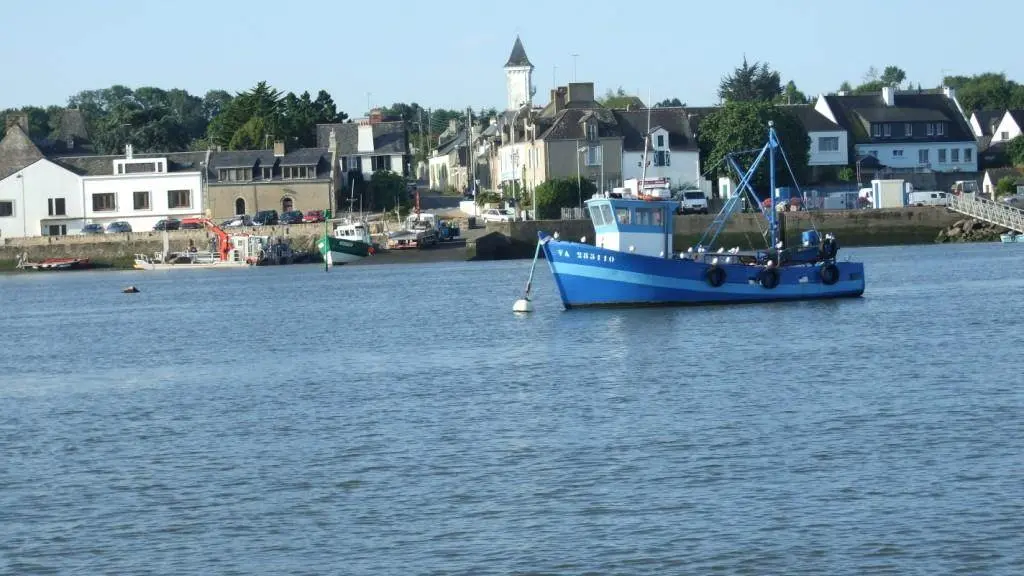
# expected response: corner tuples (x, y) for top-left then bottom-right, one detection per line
(485, 208), (962, 258)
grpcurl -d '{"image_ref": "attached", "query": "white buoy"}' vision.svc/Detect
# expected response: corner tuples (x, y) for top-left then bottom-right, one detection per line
(513, 298), (533, 313)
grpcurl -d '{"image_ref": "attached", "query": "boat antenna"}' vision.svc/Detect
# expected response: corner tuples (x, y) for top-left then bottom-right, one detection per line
(768, 120), (778, 248)
(640, 89), (652, 195)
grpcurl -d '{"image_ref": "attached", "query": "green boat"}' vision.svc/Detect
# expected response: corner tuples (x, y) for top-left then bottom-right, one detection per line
(317, 220), (375, 266)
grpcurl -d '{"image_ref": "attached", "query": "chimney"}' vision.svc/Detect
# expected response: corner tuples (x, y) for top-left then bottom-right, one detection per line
(943, 86), (956, 101)
(5, 111), (29, 133)
(273, 140), (285, 157)
(448, 118), (458, 133)
(328, 128), (337, 153)
(567, 82), (595, 105)
(551, 86), (567, 113)
(881, 86), (895, 106)
(369, 109), (383, 124)
(125, 144), (133, 159)
(357, 120), (374, 153)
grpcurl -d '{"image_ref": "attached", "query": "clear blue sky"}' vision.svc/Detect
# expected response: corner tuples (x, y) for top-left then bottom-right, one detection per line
(4, 0), (1022, 114)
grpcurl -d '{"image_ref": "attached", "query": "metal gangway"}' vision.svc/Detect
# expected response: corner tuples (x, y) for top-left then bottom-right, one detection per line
(948, 194), (1024, 234)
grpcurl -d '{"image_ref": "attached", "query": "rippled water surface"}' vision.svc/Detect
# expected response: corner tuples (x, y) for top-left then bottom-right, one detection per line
(1, 243), (1022, 575)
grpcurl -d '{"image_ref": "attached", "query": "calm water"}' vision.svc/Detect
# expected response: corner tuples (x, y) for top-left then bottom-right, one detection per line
(1, 243), (1022, 575)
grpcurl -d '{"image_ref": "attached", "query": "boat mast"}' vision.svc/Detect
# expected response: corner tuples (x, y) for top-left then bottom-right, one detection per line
(640, 89), (652, 194)
(768, 121), (778, 248)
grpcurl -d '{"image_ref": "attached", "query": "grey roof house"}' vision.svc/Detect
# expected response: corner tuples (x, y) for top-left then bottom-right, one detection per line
(317, 113), (411, 180)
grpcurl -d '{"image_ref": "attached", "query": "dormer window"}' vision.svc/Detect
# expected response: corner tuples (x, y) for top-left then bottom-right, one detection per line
(905, 123), (913, 137)
(656, 134), (665, 148)
(872, 124), (881, 138)
(883, 124), (891, 137)
(586, 122), (598, 141)
(262, 167), (273, 180)
(282, 165), (314, 179)
(219, 168), (252, 182)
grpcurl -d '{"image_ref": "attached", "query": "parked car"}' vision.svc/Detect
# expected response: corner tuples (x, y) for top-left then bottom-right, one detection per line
(253, 210), (279, 226)
(678, 190), (710, 215)
(280, 210), (304, 225)
(106, 221), (133, 233)
(302, 210), (326, 223)
(82, 223), (105, 235)
(179, 218), (206, 230)
(480, 208), (515, 223)
(222, 215), (254, 227)
(153, 218), (181, 231)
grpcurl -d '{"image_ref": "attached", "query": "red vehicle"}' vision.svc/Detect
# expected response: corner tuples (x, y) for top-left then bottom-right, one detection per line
(303, 210), (326, 223)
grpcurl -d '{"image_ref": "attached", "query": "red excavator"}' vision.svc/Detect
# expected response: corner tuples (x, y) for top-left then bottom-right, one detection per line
(180, 217), (233, 261)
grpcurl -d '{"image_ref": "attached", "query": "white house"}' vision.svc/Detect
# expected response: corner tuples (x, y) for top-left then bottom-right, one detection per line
(815, 86), (978, 172)
(316, 114), (411, 189)
(991, 110), (1024, 144)
(614, 109), (705, 191)
(787, 104), (849, 167)
(57, 146), (206, 232)
(969, 110), (1004, 140)
(0, 158), (84, 238)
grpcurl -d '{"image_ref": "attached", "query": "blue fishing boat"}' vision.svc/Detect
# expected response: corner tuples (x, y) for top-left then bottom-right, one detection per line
(519, 121), (866, 309)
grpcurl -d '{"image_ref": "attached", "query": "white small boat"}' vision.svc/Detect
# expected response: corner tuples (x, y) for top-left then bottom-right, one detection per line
(1000, 231), (1024, 243)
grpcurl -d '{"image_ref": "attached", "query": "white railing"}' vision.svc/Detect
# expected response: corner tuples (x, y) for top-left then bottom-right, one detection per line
(948, 194), (1024, 233)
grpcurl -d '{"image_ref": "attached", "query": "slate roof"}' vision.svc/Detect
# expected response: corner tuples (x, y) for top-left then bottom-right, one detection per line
(537, 108), (621, 141)
(613, 108), (699, 151)
(780, 104), (843, 132)
(209, 150), (276, 170)
(1007, 110), (1024, 132)
(986, 167), (1024, 185)
(0, 124), (44, 180)
(505, 36), (532, 68)
(278, 147), (327, 166)
(53, 151), (209, 177)
(207, 149), (331, 182)
(316, 121), (409, 156)
(821, 91), (975, 144)
(973, 110), (1004, 136)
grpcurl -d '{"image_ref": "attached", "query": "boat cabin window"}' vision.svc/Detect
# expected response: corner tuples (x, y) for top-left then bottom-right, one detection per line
(615, 207), (631, 225)
(634, 206), (663, 227)
(589, 205), (606, 226)
(599, 204), (613, 225)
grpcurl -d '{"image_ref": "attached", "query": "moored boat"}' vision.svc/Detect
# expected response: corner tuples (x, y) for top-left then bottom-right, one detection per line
(133, 219), (293, 270)
(1000, 231), (1024, 243)
(318, 220), (375, 267)
(17, 257), (92, 271)
(530, 121), (866, 309)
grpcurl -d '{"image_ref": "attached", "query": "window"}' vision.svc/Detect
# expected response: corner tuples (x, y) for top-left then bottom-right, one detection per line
(371, 156), (390, 171)
(918, 149), (929, 164)
(883, 124), (891, 137)
(869, 150), (878, 158)
(635, 207), (662, 226)
(0, 201), (12, 217)
(350, 156), (362, 172)
(586, 145), (602, 166)
(615, 207), (631, 225)
(133, 191), (151, 211)
(951, 148), (960, 163)
(872, 124), (881, 137)
(599, 204), (613, 225)
(937, 123), (945, 136)
(589, 205), (605, 225)
(125, 162), (157, 174)
(282, 197), (294, 212)
(938, 149), (947, 163)
(654, 150), (671, 166)
(235, 198), (246, 215)
(926, 124), (934, 136)
(48, 198), (66, 216)
(656, 134), (665, 148)
(167, 189), (191, 209)
(1001, 131), (1010, 141)
(965, 148), (973, 162)
(819, 137), (839, 152)
(46, 224), (67, 236)
(219, 168), (253, 182)
(892, 150), (903, 158)
(586, 122), (598, 141)
(905, 123), (913, 137)
(92, 193), (116, 212)
(262, 167), (273, 180)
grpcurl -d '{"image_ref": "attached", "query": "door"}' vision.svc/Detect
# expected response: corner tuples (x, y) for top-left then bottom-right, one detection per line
(235, 198), (246, 215)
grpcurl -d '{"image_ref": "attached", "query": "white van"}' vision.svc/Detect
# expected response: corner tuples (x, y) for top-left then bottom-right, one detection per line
(678, 190), (709, 214)
(908, 191), (949, 207)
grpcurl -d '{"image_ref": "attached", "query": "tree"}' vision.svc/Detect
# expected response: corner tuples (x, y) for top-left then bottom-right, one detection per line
(367, 170), (408, 212)
(837, 166), (856, 182)
(718, 58), (782, 103)
(600, 87), (644, 109)
(533, 177), (597, 219)
(996, 176), (1018, 197)
(655, 98), (685, 108)
(838, 81), (853, 93)
(943, 73), (1024, 112)
(777, 81), (808, 105)
(697, 101), (810, 192)
(880, 66), (907, 87)
(1006, 135), (1024, 166)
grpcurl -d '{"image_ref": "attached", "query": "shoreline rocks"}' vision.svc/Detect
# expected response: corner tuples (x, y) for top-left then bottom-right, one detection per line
(936, 218), (1007, 243)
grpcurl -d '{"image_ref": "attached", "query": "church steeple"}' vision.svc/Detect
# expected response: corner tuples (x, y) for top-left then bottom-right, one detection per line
(505, 35), (533, 68)
(504, 36), (534, 110)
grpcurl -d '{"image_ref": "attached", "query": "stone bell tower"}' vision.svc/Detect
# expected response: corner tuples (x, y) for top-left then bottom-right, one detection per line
(504, 35), (534, 111)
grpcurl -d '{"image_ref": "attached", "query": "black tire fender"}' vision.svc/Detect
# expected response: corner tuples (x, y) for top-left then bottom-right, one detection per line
(820, 263), (840, 285)
(706, 265), (726, 287)
(759, 267), (780, 289)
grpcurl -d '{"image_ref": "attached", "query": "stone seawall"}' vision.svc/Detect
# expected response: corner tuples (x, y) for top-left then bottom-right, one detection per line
(482, 208), (963, 258)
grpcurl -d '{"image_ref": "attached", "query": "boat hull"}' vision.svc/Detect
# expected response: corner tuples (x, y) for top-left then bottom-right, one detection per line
(133, 260), (251, 271)
(541, 236), (865, 308)
(1000, 233), (1024, 243)
(318, 236), (372, 266)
